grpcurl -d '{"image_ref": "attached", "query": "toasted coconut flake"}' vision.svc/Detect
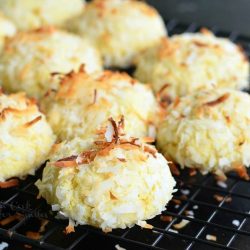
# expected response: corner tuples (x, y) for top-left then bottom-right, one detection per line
(160, 215), (173, 222)
(24, 116), (42, 128)
(164, 156), (180, 175)
(200, 27), (212, 35)
(143, 223), (153, 229)
(109, 191), (118, 200)
(51, 71), (65, 77)
(156, 83), (172, 108)
(157, 83), (170, 98)
(24, 244), (32, 249)
(103, 228), (112, 233)
(0, 107), (23, 120)
(96, 128), (106, 135)
(193, 40), (208, 47)
(142, 137), (155, 143)
(173, 219), (190, 229)
(54, 156), (77, 168)
(0, 179), (19, 189)
(213, 194), (230, 202)
(117, 115), (125, 133)
(26, 231), (41, 240)
(143, 145), (157, 157)
(206, 234), (217, 241)
(39, 219), (49, 233)
(173, 97), (180, 108)
(115, 244), (126, 250)
(76, 151), (97, 164)
(137, 220), (153, 229)
(189, 169), (197, 176)
(225, 196), (232, 203)
(108, 117), (119, 143)
(180, 195), (188, 201)
(98, 143), (116, 156)
(117, 143), (140, 150)
(0, 213), (24, 226)
(204, 93), (230, 106)
(64, 224), (75, 235)
(159, 95), (172, 108)
(172, 199), (181, 205)
(225, 115), (231, 124)
(234, 165), (250, 180)
(117, 158), (126, 162)
(169, 163), (180, 176)
(92, 89), (97, 105)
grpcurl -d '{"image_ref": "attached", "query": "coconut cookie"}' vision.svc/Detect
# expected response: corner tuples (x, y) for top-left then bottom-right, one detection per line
(0, 27), (102, 99)
(135, 29), (249, 101)
(157, 89), (250, 179)
(68, 0), (166, 68)
(41, 68), (161, 145)
(36, 118), (176, 231)
(0, 0), (84, 31)
(0, 91), (55, 183)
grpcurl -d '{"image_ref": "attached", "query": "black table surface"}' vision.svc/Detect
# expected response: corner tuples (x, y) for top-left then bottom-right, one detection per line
(147, 0), (250, 36)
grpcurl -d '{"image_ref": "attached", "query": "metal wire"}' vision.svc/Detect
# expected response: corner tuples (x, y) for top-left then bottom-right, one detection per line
(0, 20), (250, 250)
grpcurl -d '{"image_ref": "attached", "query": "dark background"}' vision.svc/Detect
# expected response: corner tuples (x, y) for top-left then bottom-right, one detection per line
(147, 0), (250, 36)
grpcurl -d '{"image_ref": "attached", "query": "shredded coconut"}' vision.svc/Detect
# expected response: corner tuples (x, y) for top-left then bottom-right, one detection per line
(115, 244), (126, 250)
(232, 220), (240, 227)
(206, 234), (217, 241)
(216, 181), (228, 189)
(0, 242), (8, 250)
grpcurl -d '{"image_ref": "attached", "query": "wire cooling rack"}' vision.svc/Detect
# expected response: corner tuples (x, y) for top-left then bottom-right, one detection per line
(1, 20), (250, 250)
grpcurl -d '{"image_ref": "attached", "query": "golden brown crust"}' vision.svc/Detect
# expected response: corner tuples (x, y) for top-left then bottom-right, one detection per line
(89, 0), (158, 18)
(54, 67), (141, 100)
(53, 117), (158, 167)
(4, 27), (58, 50)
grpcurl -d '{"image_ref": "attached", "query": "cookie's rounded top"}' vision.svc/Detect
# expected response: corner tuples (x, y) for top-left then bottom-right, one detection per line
(135, 29), (249, 100)
(0, 0), (84, 31)
(36, 118), (175, 231)
(68, 0), (167, 68)
(0, 90), (55, 181)
(0, 27), (102, 99)
(42, 67), (161, 142)
(157, 88), (250, 178)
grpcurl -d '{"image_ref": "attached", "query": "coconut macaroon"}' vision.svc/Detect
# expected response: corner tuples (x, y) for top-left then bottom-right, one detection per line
(157, 88), (250, 179)
(36, 119), (176, 231)
(68, 0), (166, 68)
(41, 67), (161, 145)
(0, 0), (84, 31)
(0, 12), (16, 51)
(0, 27), (102, 99)
(135, 29), (249, 101)
(0, 91), (55, 184)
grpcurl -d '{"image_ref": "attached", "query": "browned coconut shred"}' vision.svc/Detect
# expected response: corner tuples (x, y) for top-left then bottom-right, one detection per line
(204, 93), (230, 106)
(0, 178), (19, 189)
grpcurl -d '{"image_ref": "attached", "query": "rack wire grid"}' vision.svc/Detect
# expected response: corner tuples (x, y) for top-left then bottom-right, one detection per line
(1, 19), (250, 250)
